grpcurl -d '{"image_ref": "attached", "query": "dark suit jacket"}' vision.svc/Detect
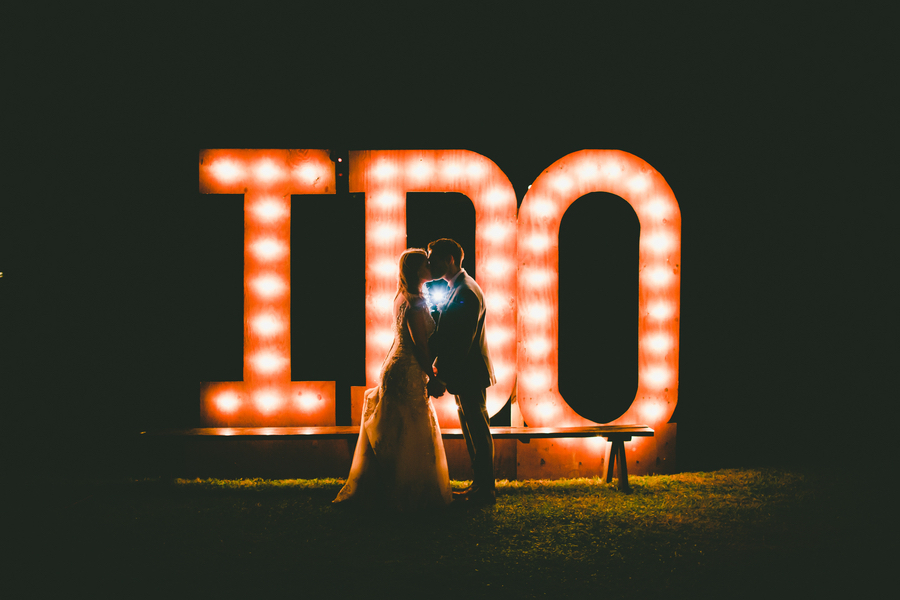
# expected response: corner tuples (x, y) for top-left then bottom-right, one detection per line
(431, 269), (496, 394)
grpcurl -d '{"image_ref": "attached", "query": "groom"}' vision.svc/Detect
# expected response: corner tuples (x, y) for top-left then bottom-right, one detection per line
(426, 238), (497, 505)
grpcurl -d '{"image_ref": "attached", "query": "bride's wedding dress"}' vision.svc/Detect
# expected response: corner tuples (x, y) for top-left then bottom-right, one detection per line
(334, 296), (452, 510)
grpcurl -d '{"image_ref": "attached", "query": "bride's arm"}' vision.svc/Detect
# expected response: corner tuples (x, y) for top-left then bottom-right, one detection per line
(406, 301), (437, 379)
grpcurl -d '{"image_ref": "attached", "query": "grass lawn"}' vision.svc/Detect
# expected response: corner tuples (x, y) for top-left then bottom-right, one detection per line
(25, 468), (876, 598)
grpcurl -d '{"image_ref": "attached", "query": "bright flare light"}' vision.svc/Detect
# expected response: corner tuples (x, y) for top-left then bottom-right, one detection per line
(426, 287), (448, 306)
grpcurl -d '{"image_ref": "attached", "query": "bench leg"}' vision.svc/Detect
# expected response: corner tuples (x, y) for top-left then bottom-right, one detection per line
(606, 440), (619, 484)
(616, 441), (630, 493)
(605, 438), (632, 493)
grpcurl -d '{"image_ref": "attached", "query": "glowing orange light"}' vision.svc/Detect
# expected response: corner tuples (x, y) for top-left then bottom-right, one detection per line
(485, 327), (513, 346)
(642, 366), (671, 389)
(250, 351), (289, 374)
(296, 162), (322, 184)
(518, 150), (681, 430)
(643, 231), (676, 254)
(640, 402), (666, 421)
(647, 300), (675, 320)
(255, 390), (283, 413)
(642, 265), (675, 288)
(372, 259), (398, 276)
(250, 313), (284, 336)
(199, 149), (336, 427)
(644, 333), (672, 354)
(296, 393), (322, 410)
(370, 328), (394, 348)
(217, 392), (240, 413)
(484, 259), (512, 276)
(525, 234), (551, 251)
(524, 268), (554, 287)
(551, 175), (573, 191)
(251, 274), (287, 298)
(350, 150), (518, 422)
(374, 192), (402, 207)
(254, 159), (284, 182)
(200, 149), (679, 467)
(250, 198), (288, 223)
(249, 238), (288, 261)
(523, 303), (550, 322)
(483, 223), (511, 240)
(210, 159), (244, 183)
(526, 336), (551, 357)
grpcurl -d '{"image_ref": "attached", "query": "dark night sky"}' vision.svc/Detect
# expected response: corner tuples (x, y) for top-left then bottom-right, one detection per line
(4, 6), (893, 474)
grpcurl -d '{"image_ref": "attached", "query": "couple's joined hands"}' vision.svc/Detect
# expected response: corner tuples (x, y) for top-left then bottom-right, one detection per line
(427, 377), (446, 399)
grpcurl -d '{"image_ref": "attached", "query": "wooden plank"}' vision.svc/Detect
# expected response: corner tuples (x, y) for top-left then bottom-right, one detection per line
(143, 425), (654, 440)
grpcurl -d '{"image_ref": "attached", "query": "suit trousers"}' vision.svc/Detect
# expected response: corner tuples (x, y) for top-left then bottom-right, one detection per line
(454, 388), (494, 490)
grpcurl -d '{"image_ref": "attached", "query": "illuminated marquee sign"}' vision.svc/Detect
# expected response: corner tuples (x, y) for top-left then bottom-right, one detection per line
(198, 149), (681, 445)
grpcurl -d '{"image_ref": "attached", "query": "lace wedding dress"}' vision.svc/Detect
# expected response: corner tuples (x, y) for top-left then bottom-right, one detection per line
(334, 296), (452, 510)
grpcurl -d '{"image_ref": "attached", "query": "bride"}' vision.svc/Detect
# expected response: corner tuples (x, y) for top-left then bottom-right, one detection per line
(333, 249), (452, 510)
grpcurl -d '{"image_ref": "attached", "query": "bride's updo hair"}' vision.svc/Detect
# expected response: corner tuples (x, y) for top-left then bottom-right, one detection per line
(396, 248), (428, 300)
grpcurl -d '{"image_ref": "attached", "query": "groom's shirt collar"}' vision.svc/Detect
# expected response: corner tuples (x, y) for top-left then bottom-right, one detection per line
(446, 268), (465, 290)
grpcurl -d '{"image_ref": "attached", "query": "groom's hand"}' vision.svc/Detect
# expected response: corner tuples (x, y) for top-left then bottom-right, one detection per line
(427, 378), (446, 398)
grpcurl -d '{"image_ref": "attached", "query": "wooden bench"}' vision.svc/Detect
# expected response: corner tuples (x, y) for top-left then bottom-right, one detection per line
(143, 425), (653, 493)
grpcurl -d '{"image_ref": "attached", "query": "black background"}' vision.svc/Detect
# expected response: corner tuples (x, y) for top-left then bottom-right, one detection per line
(4, 5), (892, 475)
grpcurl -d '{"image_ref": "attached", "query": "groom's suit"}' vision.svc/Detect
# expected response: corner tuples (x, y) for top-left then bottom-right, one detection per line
(431, 268), (496, 490)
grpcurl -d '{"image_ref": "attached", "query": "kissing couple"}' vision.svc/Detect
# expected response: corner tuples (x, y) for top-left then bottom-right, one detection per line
(333, 238), (497, 510)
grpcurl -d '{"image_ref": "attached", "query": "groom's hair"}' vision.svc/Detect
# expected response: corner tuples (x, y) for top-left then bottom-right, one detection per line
(428, 238), (463, 266)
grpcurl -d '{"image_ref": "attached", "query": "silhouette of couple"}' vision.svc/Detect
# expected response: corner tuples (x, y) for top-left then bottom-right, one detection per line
(333, 239), (497, 510)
